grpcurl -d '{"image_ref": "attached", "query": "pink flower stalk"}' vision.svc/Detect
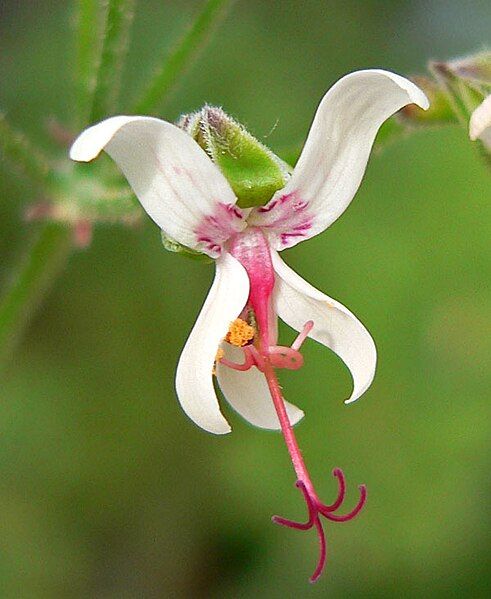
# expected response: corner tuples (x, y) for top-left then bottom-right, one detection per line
(70, 70), (428, 581)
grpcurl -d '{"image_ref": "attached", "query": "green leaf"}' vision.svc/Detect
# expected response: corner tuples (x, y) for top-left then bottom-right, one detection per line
(132, 0), (234, 114)
(90, 0), (135, 123)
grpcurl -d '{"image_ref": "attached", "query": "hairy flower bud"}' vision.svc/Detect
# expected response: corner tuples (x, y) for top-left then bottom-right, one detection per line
(177, 105), (291, 208)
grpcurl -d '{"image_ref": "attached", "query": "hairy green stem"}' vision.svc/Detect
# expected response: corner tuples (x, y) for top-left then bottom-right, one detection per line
(0, 223), (72, 369)
(90, 0), (135, 122)
(0, 114), (53, 186)
(132, 0), (234, 114)
(75, 0), (100, 126)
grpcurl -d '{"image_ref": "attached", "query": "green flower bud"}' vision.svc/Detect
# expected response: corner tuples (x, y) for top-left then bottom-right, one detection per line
(178, 105), (291, 208)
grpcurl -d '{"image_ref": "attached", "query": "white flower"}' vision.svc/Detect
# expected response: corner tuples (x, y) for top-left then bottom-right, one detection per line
(469, 94), (491, 150)
(70, 69), (428, 581)
(71, 69), (427, 433)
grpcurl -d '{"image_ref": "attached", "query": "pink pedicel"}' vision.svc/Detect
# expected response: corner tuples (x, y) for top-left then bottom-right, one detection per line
(225, 228), (366, 583)
(194, 202), (245, 257)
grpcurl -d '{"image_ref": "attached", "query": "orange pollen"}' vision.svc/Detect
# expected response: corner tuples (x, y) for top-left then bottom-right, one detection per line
(225, 318), (255, 347)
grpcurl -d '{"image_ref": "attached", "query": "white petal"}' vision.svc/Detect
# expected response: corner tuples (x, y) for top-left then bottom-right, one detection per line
(175, 253), (249, 434)
(251, 70), (429, 250)
(271, 252), (376, 404)
(70, 116), (244, 256)
(469, 95), (491, 150)
(216, 344), (304, 429)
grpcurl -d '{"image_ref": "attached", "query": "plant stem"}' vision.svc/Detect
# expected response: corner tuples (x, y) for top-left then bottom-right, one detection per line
(0, 114), (53, 186)
(75, 0), (100, 126)
(90, 0), (135, 122)
(132, 0), (234, 114)
(0, 223), (72, 368)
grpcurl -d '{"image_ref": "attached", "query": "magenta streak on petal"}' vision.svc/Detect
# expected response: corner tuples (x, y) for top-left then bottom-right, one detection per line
(251, 191), (314, 248)
(194, 202), (245, 257)
(257, 199), (278, 213)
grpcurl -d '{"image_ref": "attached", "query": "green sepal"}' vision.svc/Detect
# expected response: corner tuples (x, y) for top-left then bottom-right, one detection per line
(161, 231), (213, 264)
(178, 106), (290, 208)
(446, 51), (491, 88)
(430, 56), (490, 125)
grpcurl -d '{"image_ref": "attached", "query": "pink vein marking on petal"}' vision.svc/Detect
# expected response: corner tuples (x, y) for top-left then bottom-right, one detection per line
(256, 191), (313, 247)
(257, 199), (279, 213)
(194, 202), (245, 256)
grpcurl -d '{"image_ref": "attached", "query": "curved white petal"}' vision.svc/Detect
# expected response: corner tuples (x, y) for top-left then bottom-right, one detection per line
(70, 116), (245, 256)
(271, 252), (376, 404)
(251, 70), (429, 250)
(175, 253), (249, 434)
(469, 95), (491, 150)
(216, 344), (304, 429)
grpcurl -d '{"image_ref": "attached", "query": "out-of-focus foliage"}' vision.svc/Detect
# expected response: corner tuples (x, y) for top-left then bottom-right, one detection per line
(0, 1), (490, 597)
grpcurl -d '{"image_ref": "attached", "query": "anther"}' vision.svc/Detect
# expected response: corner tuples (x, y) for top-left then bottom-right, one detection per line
(291, 320), (314, 351)
(225, 318), (255, 347)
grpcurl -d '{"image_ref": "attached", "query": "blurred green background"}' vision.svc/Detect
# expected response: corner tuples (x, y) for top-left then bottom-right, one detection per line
(1, 1), (490, 597)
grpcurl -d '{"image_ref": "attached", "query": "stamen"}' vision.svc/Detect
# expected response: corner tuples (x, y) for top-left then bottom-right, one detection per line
(225, 318), (255, 347)
(269, 346), (304, 370)
(219, 320), (314, 373)
(219, 346), (256, 371)
(291, 320), (314, 351)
